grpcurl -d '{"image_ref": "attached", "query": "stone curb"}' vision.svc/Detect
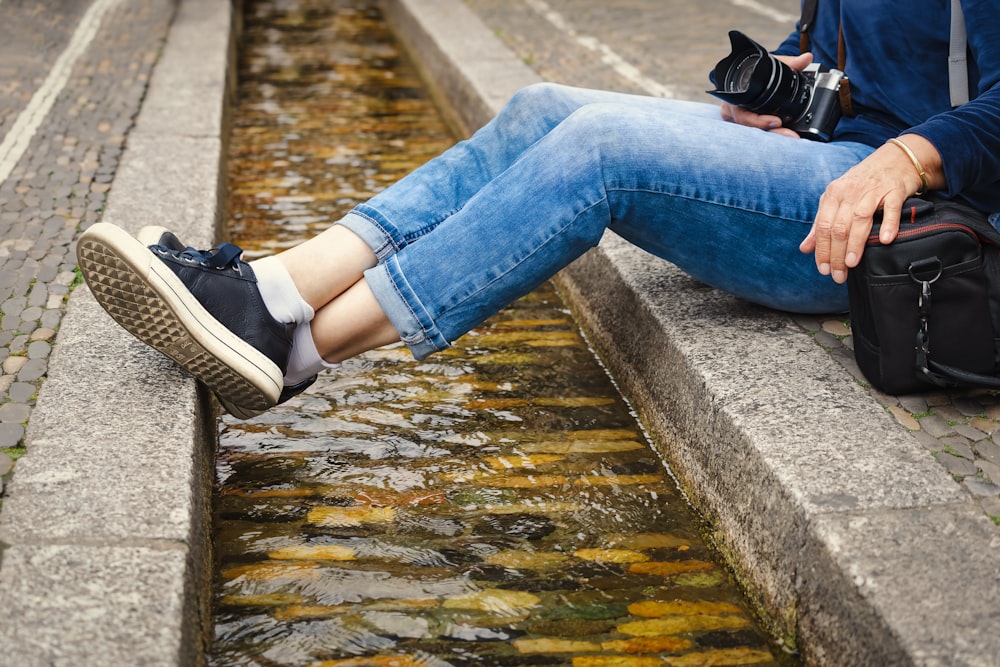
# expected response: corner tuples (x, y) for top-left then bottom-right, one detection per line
(382, 0), (1000, 665)
(0, 0), (234, 664)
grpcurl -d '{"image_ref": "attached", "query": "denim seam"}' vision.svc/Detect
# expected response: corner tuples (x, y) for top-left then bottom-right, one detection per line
(607, 185), (814, 225)
(384, 262), (436, 348)
(350, 209), (402, 259)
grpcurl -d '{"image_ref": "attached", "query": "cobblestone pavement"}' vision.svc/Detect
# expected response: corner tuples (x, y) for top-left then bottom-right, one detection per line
(461, 0), (1000, 524)
(0, 0), (175, 498)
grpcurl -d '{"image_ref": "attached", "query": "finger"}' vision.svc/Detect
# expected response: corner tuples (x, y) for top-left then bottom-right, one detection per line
(812, 206), (834, 276)
(799, 224), (816, 255)
(776, 52), (814, 71)
(827, 209), (851, 283)
(730, 105), (782, 131)
(831, 199), (882, 280)
(768, 127), (800, 139)
(799, 223), (817, 254)
(844, 212), (875, 268)
(878, 196), (905, 245)
(812, 189), (853, 281)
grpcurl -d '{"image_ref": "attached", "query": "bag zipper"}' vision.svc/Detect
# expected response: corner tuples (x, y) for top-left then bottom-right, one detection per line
(866, 222), (977, 245)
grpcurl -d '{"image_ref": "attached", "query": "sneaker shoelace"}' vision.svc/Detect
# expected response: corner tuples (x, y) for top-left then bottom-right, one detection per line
(167, 242), (244, 270)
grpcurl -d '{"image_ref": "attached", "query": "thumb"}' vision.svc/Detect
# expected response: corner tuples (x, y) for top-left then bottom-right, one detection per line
(779, 52), (814, 72)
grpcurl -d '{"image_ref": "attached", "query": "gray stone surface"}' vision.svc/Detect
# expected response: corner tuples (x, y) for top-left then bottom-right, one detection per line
(0, 0), (174, 455)
(99, 134), (224, 245)
(0, 423), (24, 449)
(130, 0), (234, 141)
(0, 297), (212, 545)
(801, 506), (1000, 667)
(0, 544), (194, 667)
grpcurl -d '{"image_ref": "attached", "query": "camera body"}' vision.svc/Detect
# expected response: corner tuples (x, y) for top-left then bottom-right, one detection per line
(708, 31), (845, 142)
(791, 63), (845, 141)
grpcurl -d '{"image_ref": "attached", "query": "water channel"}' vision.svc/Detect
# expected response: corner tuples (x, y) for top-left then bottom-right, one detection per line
(211, 2), (797, 665)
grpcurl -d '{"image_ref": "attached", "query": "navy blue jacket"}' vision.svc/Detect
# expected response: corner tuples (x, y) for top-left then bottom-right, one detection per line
(772, 0), (1000, 212)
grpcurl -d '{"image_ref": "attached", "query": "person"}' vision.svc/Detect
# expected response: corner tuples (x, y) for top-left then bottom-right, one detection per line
(76, 0), (1000, 419)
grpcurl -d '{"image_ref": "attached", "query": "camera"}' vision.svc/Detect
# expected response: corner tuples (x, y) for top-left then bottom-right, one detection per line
(707, 31), (845, 142)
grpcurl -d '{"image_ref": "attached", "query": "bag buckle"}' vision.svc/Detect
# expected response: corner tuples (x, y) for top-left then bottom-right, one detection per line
(911, 257), (941, 381)
(908, 257), (943, 284)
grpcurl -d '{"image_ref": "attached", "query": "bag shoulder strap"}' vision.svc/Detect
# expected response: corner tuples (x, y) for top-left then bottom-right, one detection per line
(915, 196), (999, 244)
(949, 0), (971, 106)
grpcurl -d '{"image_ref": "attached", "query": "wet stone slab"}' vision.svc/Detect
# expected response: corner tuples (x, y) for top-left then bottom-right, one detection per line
(211, 1), (797, 664)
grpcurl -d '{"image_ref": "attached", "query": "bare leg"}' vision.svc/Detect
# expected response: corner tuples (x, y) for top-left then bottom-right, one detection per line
(310, 278), (399, 362)
(275, 225), (377, 310)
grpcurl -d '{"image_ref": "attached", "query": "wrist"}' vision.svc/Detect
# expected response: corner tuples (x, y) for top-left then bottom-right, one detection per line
(888, 134), (945, 193)
(886, 138), (929, 194)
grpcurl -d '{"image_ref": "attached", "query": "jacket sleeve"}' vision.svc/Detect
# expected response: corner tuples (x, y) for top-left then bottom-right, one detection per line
(772, 27), (802, 57)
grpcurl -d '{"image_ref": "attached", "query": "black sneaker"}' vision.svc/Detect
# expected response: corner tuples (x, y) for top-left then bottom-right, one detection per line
(135, 226), (318, 418)
(78, 222), (290, 417)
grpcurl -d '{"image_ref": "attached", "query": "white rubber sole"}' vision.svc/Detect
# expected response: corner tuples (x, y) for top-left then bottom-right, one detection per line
(135, 225), (172, 247)
(77, 222), (283, 414)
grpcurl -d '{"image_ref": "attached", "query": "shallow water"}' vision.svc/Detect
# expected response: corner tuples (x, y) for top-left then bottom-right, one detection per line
(211, 1), (796, 665)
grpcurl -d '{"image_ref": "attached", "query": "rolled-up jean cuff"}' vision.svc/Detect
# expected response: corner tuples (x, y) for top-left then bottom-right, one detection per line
(364, 259), (451, 360)
(338, 210), (397, 261)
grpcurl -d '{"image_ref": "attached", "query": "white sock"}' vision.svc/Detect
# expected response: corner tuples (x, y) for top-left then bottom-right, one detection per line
(285, 320), (340, 385)
(250, 256), (314, 325)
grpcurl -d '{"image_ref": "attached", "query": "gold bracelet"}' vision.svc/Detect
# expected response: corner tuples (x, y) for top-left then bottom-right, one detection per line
(886, 137), (929, 195)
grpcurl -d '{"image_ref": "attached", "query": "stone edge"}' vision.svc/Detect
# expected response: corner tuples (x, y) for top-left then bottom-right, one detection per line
(382, 0), (1000, 665)
(0, 0), (236, 664)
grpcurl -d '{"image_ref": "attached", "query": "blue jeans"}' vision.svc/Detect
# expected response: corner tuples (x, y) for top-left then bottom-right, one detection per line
(339, 83), (875, 360)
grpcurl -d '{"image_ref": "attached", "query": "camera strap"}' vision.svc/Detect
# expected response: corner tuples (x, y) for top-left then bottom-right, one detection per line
(797, 0), (853, 116)
(797, 0), (971, 114)
(836, 27), (854, 117)
(798, 0), (818, 54)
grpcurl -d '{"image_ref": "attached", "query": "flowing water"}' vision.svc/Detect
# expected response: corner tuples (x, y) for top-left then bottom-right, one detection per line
(211, 2), (797, 665)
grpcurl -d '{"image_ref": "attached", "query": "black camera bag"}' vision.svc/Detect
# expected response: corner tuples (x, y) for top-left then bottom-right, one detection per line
(847, 197), (1000, 394)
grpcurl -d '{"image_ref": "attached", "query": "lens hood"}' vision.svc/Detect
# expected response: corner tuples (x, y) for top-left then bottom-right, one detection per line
(707, 31), (807, 123)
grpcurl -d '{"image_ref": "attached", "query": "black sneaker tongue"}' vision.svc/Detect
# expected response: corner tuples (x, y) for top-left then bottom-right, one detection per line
(179, 242), (243, 269)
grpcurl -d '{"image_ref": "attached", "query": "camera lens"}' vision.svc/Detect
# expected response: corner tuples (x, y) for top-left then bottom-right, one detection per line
(725, 54), (761, 93)
(708, 31), (810, 124)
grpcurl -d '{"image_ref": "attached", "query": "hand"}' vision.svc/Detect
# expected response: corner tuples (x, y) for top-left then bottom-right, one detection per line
(799, 134), (944, 283)
(719, 53), (814, 138)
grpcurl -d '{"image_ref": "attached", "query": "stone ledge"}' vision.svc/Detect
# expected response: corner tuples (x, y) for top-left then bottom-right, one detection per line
(0, 544), (195, 666)
(554, 233), (1000, 664)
